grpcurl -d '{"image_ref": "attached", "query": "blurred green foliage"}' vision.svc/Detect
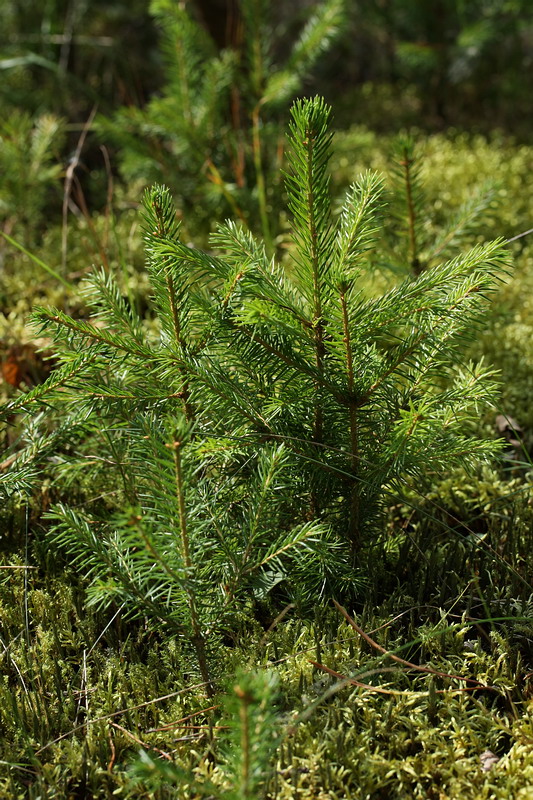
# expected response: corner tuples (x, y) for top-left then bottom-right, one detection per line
(98, 0), (344, 246)
(2, 0), (532, 138)
(325, 0), (533, 133)
(0, 111), (65, 243)
(1, 0), (159, 118)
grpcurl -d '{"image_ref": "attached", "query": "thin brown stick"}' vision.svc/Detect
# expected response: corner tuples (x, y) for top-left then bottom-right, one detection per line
(0, 453), (18, 471)
(62, 106), (97, 270)
(72, 173), (109, 269)
(146, 704), (220, 733)
(309, 659), (412, 694)
(332, 599), (491, 687)
(107, 726), (116, 772)
(506, 227), (533, 244)
(259, 603), (295, 648)
(251, 103), (273, 254)
(110, 722), (173, 761)
(310, 660), (494, 696)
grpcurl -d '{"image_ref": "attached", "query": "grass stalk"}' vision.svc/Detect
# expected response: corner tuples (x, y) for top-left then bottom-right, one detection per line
(0, 230), (74, 290)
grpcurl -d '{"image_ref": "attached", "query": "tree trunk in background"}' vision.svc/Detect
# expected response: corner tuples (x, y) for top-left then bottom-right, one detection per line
(192, 0), (241, 50)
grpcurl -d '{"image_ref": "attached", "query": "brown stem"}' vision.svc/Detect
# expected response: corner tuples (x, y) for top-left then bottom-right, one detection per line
(251, 104), (273, 254)
(303, 124), (325, 519)
(206, 159), (248, 225)
(152, 195), (195, 422)
(234, 684), (252, 797)
(340, 287), (359, 550)
(173, 439), (213, 696)
(166, 273), (195, 421)
(332, 600), (492, 686)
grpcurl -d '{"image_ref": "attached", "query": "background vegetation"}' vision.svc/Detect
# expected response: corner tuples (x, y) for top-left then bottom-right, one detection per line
(1, 1), (533, 797)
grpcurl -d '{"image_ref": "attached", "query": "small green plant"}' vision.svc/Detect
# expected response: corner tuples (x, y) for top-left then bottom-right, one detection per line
(131, 669), (281, 798)
(386, 134), (499, 276)
(1, 97), (509, 687)
(0, 110), (64, 246)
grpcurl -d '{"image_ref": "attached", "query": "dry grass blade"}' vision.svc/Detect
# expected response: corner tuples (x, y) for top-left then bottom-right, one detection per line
(35, 682), (211, 754)
(310, 660), (494, 696)
(110, 722), (174, 761)
(61, 105), (97, 269)
(146, 704), (220, 733)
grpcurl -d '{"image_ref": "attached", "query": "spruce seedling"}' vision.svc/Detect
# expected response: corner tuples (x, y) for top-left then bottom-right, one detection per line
(130, 670), (280, 798)
(1, 98), (508, 659)
(388, 134), (500, 275)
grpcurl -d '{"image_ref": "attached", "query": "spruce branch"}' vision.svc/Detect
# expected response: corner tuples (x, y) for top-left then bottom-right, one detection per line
(262, 0), (345, 107)
(285, 97), (336, 514)
(389, 135), (426, 275)
(427, 179), (499, 264)
(145, 185), (195, 420)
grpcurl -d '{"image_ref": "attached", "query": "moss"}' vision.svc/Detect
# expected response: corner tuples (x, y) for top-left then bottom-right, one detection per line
(0, 552), (532, 798)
